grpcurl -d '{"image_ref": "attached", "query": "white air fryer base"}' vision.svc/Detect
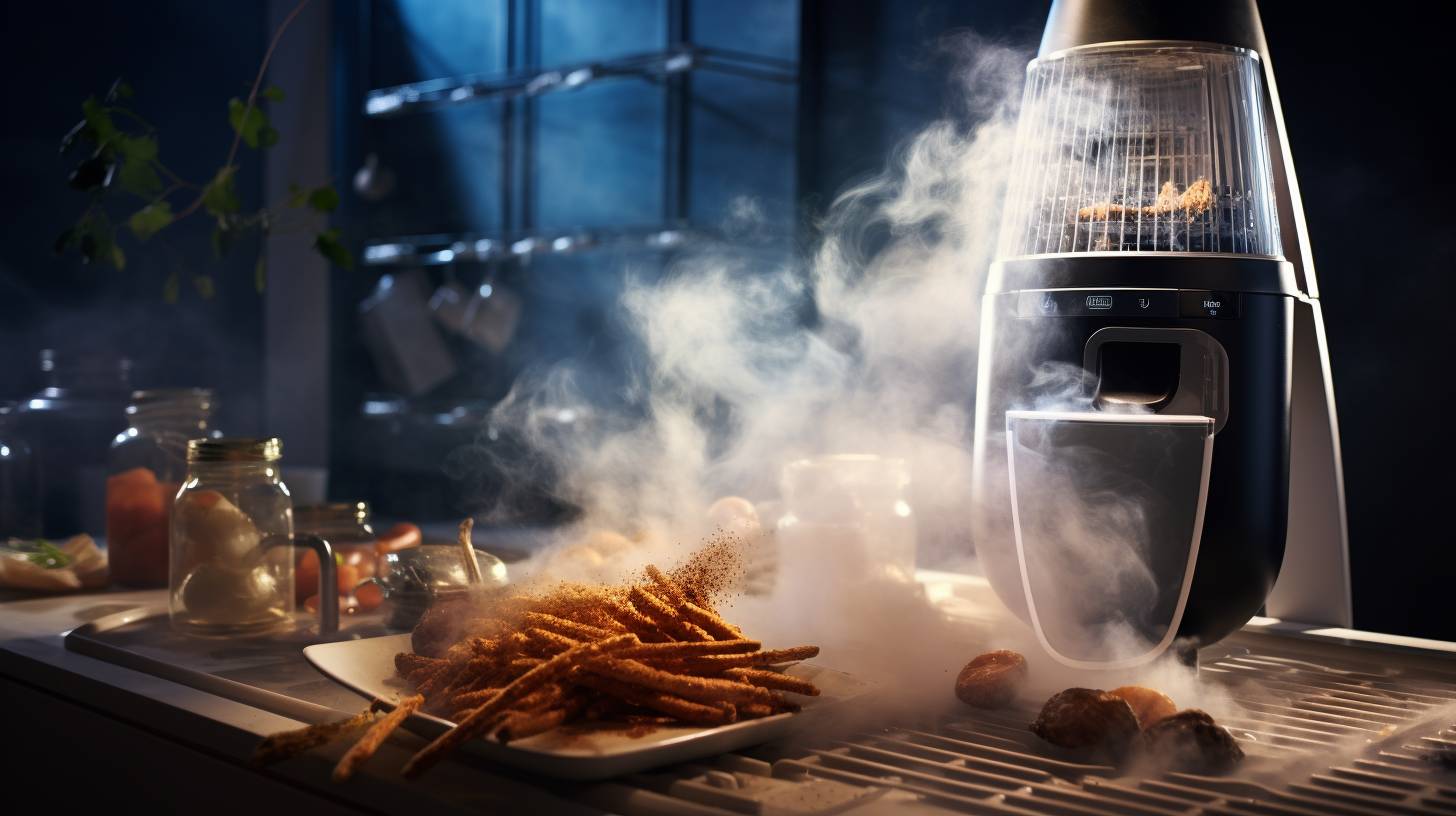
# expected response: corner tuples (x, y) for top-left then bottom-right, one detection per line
(1005, 410), (1215, 670)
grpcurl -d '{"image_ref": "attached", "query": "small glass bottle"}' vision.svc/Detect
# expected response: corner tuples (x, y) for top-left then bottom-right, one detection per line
(107, 389), (218, 587)
(0, 403), (42, 539)
(170, 438), (294, 637)
(777, 454), (917, 582)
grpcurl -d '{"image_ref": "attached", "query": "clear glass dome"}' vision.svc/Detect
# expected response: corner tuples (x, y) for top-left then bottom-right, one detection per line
(996, 43), (1280, 258)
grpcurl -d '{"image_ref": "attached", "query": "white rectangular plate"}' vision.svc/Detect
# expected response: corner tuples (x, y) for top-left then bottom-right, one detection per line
(303, 634), (871, 780)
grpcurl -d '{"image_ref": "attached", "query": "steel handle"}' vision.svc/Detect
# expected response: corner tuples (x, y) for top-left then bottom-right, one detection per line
(261, 532), (338, 636)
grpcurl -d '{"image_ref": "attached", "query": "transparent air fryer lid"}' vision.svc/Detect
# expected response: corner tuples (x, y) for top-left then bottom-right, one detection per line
(996, 42), (1280, 258)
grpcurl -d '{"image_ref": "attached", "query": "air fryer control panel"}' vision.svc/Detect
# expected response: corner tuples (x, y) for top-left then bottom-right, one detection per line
(1015, 290), (1242, 319)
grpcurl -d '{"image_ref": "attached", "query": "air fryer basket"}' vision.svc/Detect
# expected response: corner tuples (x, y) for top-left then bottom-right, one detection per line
(997, 43), (1280, 257)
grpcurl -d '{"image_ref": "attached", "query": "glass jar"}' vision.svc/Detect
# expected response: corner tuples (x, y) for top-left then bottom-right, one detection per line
(107, 389), (218, 587)
(777, 454), (917, 584)
(170, 438), (294, 637)
(17, 349), (132, 536)
(0, 403), (42, 539)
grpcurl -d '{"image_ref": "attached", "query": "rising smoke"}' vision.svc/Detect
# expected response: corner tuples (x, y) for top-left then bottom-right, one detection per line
(474, 33), (1207, 706)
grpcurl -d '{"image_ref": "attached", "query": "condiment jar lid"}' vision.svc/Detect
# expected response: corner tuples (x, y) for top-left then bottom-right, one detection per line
(187, 437), (282, 462)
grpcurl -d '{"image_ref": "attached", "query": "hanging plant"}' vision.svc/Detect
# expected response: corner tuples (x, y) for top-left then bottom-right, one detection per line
(53, 0), (350, 300)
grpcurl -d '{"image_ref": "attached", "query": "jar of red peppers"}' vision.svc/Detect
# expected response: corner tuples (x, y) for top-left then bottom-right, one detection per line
(106, 389), (217, 587)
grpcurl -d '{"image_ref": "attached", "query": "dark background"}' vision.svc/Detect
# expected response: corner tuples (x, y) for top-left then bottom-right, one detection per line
(0, 1), (1450, 640)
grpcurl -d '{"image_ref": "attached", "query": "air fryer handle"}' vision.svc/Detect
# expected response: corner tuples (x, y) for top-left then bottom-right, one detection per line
(1083, 327), (1231, 432)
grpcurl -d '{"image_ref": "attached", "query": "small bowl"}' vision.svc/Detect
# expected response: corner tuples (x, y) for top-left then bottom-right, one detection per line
(376, 544), (508, 630)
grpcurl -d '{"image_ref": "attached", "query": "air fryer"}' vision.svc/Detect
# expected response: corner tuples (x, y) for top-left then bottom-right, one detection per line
(970, 0), (1349, 666)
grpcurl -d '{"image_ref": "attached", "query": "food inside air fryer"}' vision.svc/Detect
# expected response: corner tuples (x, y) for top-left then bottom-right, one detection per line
(1108, 685), (1177, 729)
(1030, 687), (1142, 753)
(955, 650), (1028, 708)
(257, 530), (822, 780)
(1141, 708), (1245, 772)
(1077, 177), (1214, 221)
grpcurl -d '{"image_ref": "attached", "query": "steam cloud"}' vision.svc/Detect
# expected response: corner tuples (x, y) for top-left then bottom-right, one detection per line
(469, 34), (1201, 703)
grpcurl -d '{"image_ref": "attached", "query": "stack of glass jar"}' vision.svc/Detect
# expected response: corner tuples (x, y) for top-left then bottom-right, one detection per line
(106, 389), (218, 587)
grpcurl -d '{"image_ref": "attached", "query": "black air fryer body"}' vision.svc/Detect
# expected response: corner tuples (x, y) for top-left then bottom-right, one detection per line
(970, 0), (1348, 663)
(972, 259), (1294, 653)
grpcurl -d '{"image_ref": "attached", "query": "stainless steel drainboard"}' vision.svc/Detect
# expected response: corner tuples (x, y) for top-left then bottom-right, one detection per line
(588, 637), (1456, 815)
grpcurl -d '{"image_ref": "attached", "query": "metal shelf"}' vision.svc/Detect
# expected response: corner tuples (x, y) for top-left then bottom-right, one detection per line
(364, 45), (797, 118)
(362, 225), (711, 267)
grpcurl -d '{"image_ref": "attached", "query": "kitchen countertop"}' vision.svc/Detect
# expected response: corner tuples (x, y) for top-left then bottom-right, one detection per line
(7, 574), (1454, 813)
(0, 588), (617, 814)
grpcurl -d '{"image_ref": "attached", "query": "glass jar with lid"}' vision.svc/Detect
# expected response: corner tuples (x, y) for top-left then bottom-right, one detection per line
(17, 349), (132, 536)
(107, 389), (218, 587)
(170, 438), (295, 637)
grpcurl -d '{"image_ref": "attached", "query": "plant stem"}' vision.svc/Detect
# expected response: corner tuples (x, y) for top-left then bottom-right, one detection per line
(172, 0), (312, 223)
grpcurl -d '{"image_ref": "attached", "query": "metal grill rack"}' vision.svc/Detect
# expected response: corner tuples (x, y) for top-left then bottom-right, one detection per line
(594, 635), (1456, 815)
(998, 45), (1279, 258)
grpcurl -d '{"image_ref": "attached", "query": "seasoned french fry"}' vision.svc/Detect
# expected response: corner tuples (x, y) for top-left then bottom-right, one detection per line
(496, 698), (584, 743)
(334, 535), (820, 784)
(630, 585), (709, 642)
(681, 601), (743, 640)
(604, 595), (672, 643)
(644, 564), (687, 606)
(618, 638), (761, 660)
(586, 657), (779, 707)
(401, 634), (640, 778)
(523, 612), (612, 642)
(525, 627), (581, 655)
(673, 645), (821, 672)
(577, 674), (735, 725)
(723, 668), (821, 697)
(253, 706), (378, 766)
(332, 695), (425, 781)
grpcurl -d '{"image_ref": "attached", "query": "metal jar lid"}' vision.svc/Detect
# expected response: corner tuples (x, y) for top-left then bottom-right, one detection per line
(186, 437), (282, 462)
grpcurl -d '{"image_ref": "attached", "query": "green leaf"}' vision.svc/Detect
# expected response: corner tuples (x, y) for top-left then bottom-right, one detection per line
(314, 228), (353, 269)
(254, 255), (267, 292)
(110, 244), (126, 270)
(163, 271), (180, 304)
(24, 540), (71, 570)
(118, 134), (158, 162)
(258, 125), (280, 149)
(261, 85), (285, 102)
(128, 201), (173, 240)
(118, 161), (162, 196)
(202, 166), (240, 216)
(193, 275), (216, 299)
(227, 97), (270, 149)
(306, 185), (340, 213)
(286, 182), (307, 208)
(81, 96), (117, 144)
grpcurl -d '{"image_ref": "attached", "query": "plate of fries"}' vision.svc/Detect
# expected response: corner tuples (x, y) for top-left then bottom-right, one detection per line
(293, 551), (871, 781)
(303, 633), (866, 779)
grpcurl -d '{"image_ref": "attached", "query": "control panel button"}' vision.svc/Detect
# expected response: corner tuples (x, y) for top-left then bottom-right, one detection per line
(1016, 290), (1176, 318)
(1179, 290), (1240, 319)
